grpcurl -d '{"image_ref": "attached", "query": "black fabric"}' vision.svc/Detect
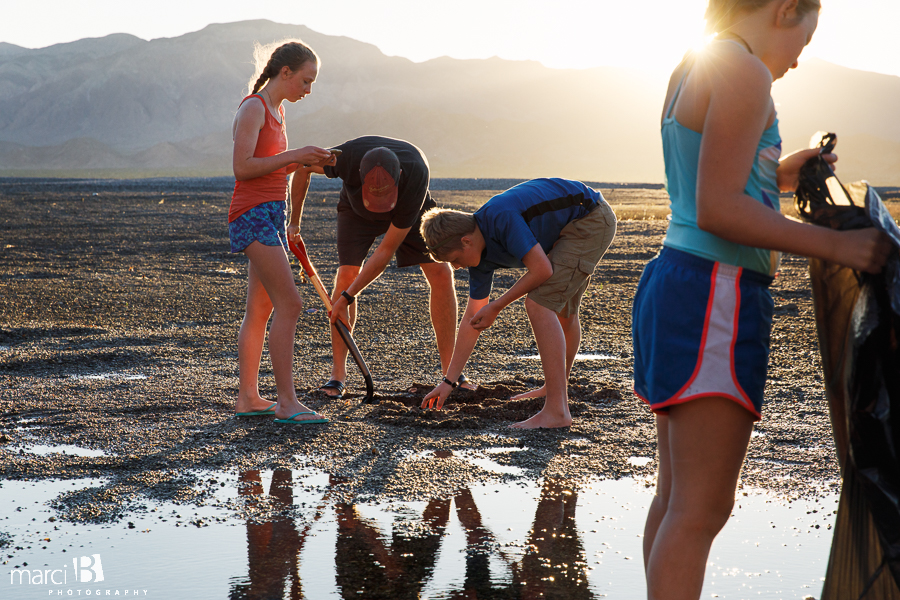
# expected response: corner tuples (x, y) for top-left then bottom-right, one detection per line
(797, 133), (900, 598)
(335, 198), (436, 268)
(521, 192), (596, 223)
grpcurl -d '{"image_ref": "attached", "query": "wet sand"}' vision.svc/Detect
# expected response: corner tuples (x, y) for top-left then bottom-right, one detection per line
(0, 177), (847, 525)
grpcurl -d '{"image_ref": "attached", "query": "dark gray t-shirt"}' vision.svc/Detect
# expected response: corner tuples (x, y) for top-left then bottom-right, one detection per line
(323, 136), (432, 228)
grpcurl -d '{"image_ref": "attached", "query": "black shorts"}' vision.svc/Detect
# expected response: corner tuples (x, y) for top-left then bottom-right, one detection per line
(336, 203), (436, 268)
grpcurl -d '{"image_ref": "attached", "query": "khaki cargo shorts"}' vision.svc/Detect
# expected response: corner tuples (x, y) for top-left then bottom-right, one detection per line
(527, 200), (617, 318)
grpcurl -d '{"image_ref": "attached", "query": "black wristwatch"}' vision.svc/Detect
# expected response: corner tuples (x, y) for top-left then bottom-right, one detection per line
(442, 376), (458, 388)
(341, 290), (355, 305)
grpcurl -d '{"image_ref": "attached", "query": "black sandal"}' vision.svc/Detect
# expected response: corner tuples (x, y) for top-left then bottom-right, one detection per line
(320, 379), (345, 398)
(458, 374), (474, 388)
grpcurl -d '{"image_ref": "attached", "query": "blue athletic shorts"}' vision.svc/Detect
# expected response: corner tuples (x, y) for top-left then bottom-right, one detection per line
(229, 201), (288, 254)
(631, 247), (774, 420)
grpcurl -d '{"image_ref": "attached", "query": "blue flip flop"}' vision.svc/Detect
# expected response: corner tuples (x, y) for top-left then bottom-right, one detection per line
(274, 411), (329, 425)
(236, 402), (277, 417)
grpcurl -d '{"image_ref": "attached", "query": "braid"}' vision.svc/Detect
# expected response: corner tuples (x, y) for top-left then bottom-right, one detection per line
(246, 39), (320, 96)
(251, 65), (271, 95)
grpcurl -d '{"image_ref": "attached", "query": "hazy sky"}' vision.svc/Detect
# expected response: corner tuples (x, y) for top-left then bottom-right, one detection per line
(2, 0), (899, 77)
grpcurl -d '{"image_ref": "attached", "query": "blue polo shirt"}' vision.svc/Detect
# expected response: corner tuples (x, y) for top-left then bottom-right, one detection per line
(468, 178), (601, 300)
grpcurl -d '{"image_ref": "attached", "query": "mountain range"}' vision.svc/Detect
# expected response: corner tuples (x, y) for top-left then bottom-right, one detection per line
(1, 20), (898, 184)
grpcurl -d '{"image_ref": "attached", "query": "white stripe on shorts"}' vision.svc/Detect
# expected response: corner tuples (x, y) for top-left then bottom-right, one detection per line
(679, 262), (756, 413)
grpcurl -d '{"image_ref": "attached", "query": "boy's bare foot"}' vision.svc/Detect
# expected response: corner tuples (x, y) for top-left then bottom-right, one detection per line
(511, 385), (547, 401)
(509, 409), (572, 429)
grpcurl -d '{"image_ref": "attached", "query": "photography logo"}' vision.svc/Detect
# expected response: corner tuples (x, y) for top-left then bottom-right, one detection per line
(7, 553), (147, 595)
(74, 554), (104, 583)
(9, 554), (102, 585)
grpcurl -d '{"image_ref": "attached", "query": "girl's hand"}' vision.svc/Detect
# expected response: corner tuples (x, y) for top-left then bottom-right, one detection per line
(777, 148), (838, 193)
(834, 228), (893, 274)
(469, 302), (501, 331)
(292, 146), (333, 167)
(286, 224), (301, 243)
(421, 382), (453, 411)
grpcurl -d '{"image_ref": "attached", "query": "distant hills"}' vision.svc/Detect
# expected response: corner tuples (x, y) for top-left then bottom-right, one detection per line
(1, 20), (898, 184)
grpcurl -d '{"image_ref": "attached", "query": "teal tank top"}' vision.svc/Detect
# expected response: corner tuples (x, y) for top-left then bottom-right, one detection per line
(661, 63), (783, 276)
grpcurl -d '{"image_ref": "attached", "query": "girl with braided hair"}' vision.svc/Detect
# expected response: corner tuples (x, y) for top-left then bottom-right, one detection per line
(229, 40), (333, 425)
(631, 0), (891, 597)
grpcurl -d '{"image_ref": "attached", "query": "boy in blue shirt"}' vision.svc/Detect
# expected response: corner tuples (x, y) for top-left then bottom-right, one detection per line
(419, 178), (617, 428)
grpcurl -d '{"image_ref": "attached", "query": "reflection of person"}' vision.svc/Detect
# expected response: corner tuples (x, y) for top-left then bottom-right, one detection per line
(231, 471), (343, 600)
(290, 136), (471, 399)
(632, 1), (891, 598)
(228, 40), (331, 424)
(448, 487), (495, 597)
(230, 469), (301, 599)
(419, 178), (617, 428)
(515, 479), (591, 600)
(334, 497), (451, 599)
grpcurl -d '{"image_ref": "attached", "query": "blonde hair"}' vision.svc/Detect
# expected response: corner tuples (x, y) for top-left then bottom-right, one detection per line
(420, 208), (477, 261)
(247, 39), (320, 95)
(704, 0), (821, 34)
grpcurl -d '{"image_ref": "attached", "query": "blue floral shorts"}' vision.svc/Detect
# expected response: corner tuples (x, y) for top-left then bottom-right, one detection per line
(229, 201), (289, 253)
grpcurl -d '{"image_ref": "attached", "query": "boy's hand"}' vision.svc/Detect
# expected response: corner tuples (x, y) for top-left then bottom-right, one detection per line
(469, 302), (501, 331)
(421, 382), (453, 410)
(286, 224), (301, 243)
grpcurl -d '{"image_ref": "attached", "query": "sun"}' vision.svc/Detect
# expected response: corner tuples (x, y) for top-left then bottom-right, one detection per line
(691, 33), (718, 56)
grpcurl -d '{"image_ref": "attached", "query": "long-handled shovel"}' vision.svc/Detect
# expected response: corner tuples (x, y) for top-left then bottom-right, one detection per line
(288, 237), (375, 403)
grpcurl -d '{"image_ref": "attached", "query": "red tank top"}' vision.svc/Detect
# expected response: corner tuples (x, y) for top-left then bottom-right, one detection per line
(228, 94), (289, 222)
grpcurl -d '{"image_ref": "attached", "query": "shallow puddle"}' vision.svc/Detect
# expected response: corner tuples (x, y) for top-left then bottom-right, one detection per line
(521, 353), (619, 361)
(66, 373), (148, 381)
(10, 444), (107, 458)
(0, 458), (837, 599)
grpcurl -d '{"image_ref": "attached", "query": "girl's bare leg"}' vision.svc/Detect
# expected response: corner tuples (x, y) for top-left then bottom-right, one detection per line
(241, 242), (324, 422)
(645, 397), (753, 600)
(644, 414), (671, 570)
(236, 259), (275, 413)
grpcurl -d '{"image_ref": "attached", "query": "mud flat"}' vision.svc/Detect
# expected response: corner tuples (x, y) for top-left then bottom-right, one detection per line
(0, 177), (881, 525)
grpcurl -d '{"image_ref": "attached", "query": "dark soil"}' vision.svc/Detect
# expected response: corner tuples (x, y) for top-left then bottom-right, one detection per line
(0, 177), (848, 522)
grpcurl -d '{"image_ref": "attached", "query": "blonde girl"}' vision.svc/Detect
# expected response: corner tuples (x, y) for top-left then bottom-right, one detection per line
(631, 1), (891, 597)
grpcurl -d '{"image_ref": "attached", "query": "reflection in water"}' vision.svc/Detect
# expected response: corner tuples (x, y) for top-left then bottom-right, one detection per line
(229, 462), (594, 598)
(229, 469), (303, 599)
(516, 481), (591, 599)
(335, 497), (449, 598)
